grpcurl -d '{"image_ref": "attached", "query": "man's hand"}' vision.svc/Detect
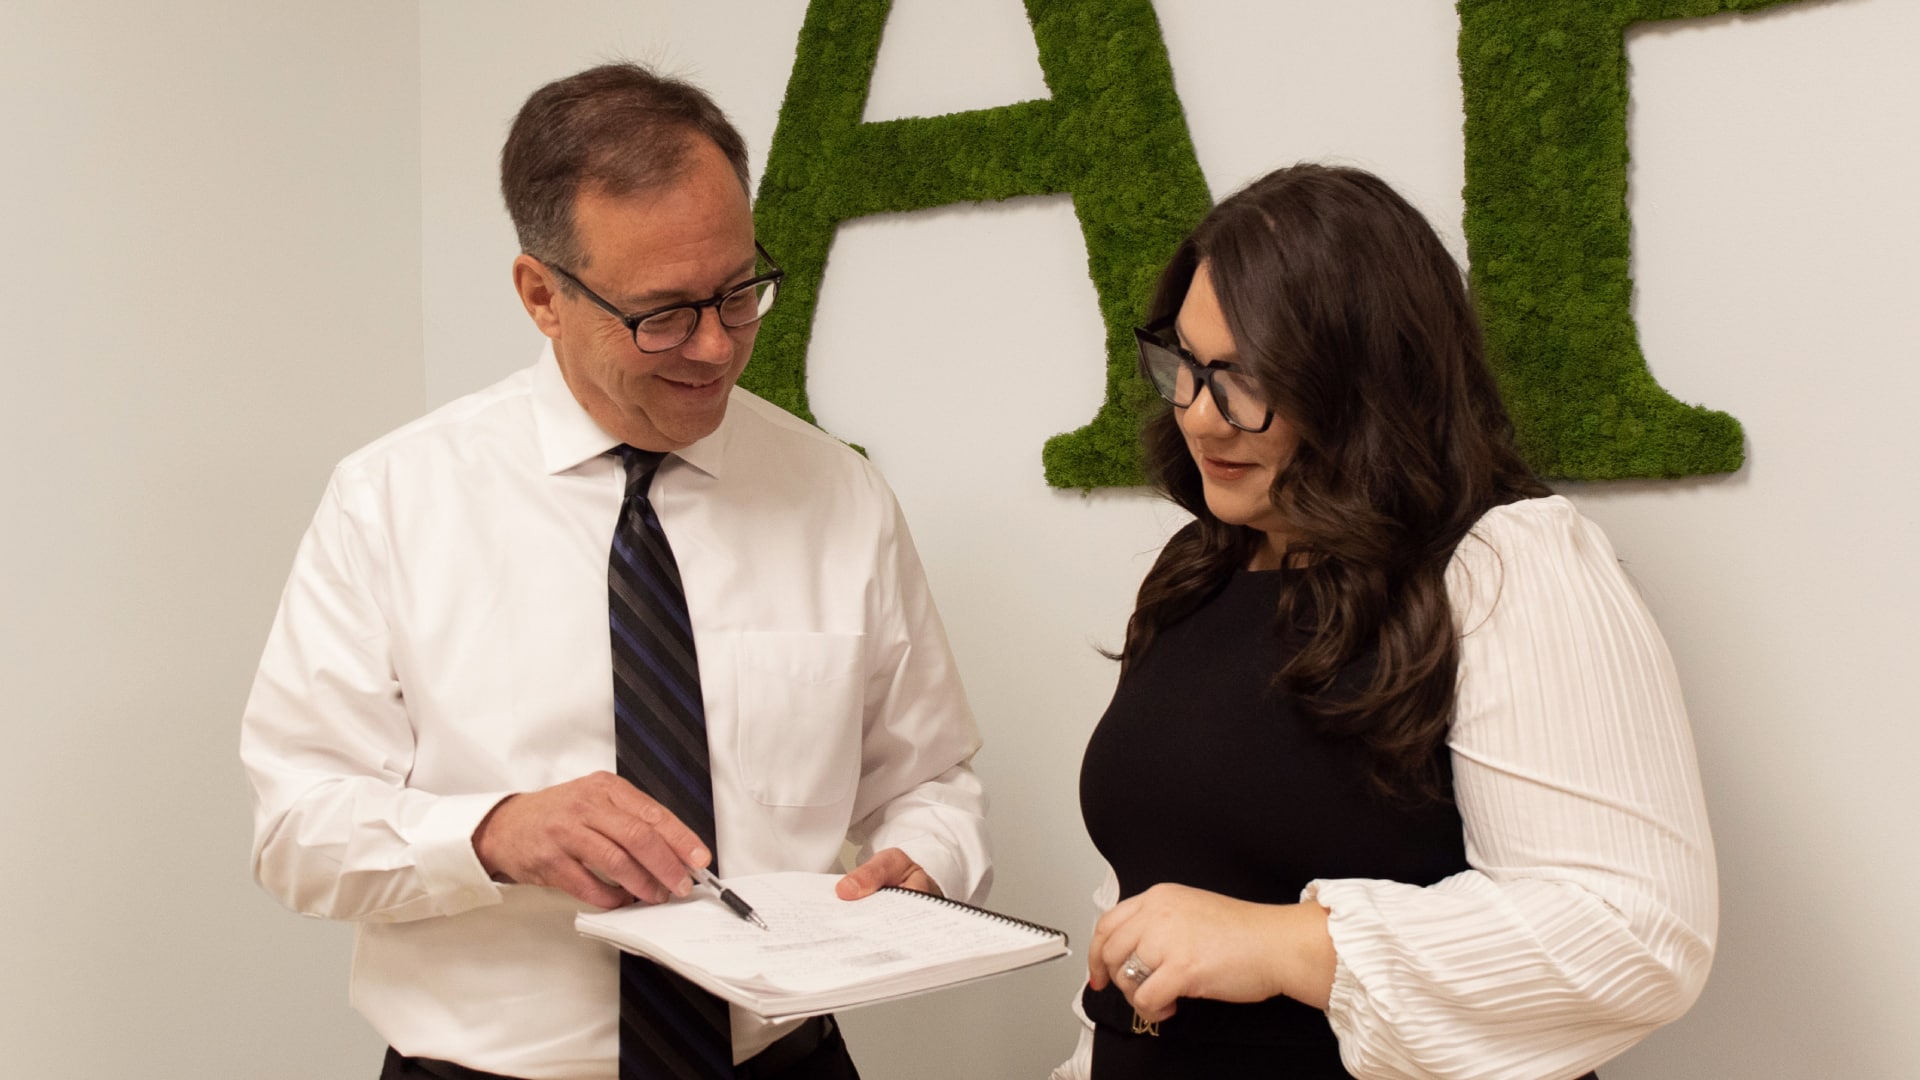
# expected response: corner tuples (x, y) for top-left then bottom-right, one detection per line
(472, 771), (708, 910)
(835, 847), (941, 900)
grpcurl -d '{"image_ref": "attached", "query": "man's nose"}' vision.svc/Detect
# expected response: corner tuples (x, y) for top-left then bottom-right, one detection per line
(679, 308), (735, 365)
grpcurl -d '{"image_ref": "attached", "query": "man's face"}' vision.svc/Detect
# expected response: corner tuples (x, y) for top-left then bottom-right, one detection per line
(538, 139), (760, 451)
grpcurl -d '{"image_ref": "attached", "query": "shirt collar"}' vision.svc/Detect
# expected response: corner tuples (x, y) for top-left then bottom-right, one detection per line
(530, 341), (735, 480)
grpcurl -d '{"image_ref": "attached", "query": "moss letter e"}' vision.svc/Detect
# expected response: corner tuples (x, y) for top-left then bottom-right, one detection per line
(1459, 0), (1803, 479)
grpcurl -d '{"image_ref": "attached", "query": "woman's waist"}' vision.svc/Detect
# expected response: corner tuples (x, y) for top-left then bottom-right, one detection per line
(1081, 981), (1336, 1046)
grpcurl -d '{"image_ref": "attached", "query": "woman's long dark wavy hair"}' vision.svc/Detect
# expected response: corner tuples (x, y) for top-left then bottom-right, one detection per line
(1123, 163), (1549, 802)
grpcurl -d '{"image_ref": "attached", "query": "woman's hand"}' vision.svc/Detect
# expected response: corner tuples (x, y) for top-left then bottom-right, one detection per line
(1087, 882), (1337, 1023)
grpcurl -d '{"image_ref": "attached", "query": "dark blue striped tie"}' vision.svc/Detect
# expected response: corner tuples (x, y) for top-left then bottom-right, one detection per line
(608, 446), (734, 1079)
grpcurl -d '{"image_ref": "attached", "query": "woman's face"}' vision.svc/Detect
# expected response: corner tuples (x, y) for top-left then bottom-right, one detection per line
(1175, 262), (1302, 565)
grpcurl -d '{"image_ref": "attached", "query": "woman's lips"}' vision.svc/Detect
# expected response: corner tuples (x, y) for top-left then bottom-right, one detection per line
(1197, 455), (1256, 481)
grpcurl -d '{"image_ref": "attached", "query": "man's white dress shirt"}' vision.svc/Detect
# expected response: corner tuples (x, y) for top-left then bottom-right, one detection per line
(243, 345), (990, 1078)
(1054, 496), (1716, 1080)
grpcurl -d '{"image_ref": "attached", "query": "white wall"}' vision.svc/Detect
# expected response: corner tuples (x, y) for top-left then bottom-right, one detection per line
(0, 2), (418, 1075)
(6, 0), (1913, 1076)
(1594, 4), (1920, 1074)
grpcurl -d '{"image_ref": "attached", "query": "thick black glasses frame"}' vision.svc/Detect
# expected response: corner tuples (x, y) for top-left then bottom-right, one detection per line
(1134, 317), (1275, 433)
(546, 241), (785, 354)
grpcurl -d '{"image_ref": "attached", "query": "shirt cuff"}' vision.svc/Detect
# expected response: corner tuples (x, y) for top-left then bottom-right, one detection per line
(885, 833), (978, 904)
(404, 790), (516, 917)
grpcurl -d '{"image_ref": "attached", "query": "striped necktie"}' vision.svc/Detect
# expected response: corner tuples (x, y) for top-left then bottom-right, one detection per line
(608, 446), (734, 1079)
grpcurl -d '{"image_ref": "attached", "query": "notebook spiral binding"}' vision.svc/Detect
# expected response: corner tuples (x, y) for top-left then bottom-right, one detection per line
(877, 886), (1070, 946)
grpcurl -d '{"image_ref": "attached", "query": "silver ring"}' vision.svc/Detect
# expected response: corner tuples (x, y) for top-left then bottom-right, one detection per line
(1120, 953), (1154, 983)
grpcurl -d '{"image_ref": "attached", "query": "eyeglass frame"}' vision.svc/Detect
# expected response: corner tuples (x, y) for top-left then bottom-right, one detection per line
(1133, 317), (1276, 433)
(543, 241), (786, 354)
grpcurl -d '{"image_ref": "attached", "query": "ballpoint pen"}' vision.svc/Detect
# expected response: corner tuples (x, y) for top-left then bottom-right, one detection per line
(690, 865), (770, 930)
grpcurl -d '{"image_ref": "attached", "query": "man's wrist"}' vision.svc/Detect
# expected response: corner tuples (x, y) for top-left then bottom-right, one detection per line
(471, 793), (519, 882)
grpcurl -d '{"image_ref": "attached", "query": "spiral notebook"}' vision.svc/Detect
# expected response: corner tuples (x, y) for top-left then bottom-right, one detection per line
(576, 870), (1070, 1021)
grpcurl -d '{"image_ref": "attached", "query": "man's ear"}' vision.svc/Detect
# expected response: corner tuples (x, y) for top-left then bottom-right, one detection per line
(512, 254), (564, 341)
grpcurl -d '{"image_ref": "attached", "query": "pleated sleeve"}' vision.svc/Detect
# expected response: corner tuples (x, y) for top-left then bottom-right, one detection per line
(1302, 495), (1717, 1079)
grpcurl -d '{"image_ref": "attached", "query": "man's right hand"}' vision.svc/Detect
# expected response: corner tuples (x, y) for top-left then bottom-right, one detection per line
(471, 771), (708, 910)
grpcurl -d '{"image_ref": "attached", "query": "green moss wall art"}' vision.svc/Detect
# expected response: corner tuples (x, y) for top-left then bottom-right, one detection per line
(1461, 0), (1800, 479)
(748, 0), (1207, 488)
(752, 0), (1805, 485)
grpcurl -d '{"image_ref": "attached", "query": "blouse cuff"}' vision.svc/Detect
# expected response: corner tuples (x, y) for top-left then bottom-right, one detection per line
(1301, 879), (1370, 1061)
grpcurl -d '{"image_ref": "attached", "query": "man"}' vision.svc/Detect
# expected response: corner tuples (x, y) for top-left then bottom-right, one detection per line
(242, 64), (990, 1080)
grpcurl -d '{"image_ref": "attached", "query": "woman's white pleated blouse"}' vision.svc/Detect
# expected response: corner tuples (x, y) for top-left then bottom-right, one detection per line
(1303, 495), (1717, 1079)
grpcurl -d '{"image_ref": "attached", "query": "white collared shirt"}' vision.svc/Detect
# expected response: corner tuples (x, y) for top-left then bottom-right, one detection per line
(243, 344), (990, 1077)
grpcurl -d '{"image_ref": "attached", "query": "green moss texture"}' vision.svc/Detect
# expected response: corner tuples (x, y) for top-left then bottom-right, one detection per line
(1460, 0), (1797, 478)
(749, 0), (1211, 488)
(755, 0), (1796, 484)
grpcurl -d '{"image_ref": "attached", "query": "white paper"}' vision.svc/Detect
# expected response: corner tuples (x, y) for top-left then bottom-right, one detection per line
(577, 871), (1063, 996)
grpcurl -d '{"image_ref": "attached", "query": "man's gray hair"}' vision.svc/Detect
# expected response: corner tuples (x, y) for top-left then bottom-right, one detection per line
(500, 62), (751, 279)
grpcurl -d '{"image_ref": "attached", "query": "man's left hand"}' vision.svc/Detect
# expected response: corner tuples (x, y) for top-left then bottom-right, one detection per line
(836, 847), (940, 900)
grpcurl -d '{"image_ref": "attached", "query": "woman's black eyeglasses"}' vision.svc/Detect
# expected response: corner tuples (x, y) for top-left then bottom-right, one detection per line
(1134, 318), (1275, 433)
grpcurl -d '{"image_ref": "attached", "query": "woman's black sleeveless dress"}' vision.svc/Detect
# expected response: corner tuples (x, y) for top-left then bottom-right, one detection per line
(1080, 567), (1470, 1078)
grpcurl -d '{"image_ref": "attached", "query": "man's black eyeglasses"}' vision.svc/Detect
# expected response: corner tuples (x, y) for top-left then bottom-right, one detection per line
(545, 242), (784, 354)
(1134, 317), (1275, 433)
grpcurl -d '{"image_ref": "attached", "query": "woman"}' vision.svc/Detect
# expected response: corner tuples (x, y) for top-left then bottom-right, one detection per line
(1060, 164), (1716, 1079)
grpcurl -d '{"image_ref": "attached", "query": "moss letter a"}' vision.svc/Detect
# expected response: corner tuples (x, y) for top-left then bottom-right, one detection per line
(747, 0), (1211, 488)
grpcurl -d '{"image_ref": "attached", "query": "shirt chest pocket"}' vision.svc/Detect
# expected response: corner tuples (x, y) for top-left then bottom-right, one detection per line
(734, 632), (866, 807)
